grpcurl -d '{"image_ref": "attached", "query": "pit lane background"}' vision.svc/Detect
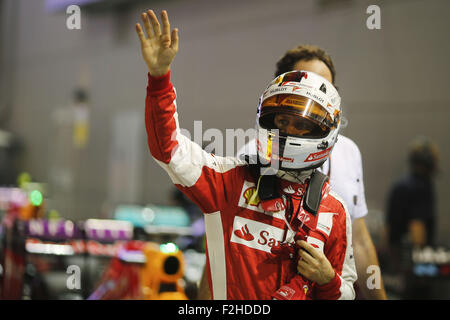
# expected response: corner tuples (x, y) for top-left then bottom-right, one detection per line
(0, 0), (449, 297)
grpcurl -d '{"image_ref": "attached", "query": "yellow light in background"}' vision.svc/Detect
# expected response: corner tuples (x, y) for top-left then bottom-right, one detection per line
(48, 209), (60, 220)
(17, 172), (31, 188)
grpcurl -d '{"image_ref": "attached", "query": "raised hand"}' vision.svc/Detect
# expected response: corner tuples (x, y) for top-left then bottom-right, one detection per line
(135, 10), (179, 77)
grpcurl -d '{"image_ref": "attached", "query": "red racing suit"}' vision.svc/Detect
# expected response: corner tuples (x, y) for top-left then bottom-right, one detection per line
(145, 71), (357, 300)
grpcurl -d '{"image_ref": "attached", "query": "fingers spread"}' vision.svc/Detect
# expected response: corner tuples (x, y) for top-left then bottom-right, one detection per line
(141, 12), (154, 39)
(135, 23), (146, 44)
(138, 9), (178, 52)
(161, 10), (171, 38)
(147, 10), (161, 38)
(170, 28), (179, 51)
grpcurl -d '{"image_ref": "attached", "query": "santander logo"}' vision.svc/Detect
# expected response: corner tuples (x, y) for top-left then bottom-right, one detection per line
(234, 224), (254, 241)
(305, 146), (332, 162)
(230, 216), (293, 253)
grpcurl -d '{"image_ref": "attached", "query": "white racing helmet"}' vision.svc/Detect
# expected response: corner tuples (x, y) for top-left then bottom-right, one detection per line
(256, 70), (341, 171)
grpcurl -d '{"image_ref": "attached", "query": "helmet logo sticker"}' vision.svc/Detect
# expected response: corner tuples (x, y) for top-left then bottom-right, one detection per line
(278, 71), (308, 87)
(272, 154), (294, 163)
(304, 146), (332, 162)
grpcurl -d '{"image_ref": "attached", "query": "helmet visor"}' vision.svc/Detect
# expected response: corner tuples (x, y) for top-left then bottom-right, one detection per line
(259, 94), (337, 138)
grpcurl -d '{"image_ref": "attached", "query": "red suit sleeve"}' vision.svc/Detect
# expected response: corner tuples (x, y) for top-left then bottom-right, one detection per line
(145, 71), (246, 214)
(313, 195), (357, 300)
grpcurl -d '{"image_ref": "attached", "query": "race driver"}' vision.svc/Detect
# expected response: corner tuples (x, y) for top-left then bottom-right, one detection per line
(216, 45), (386, 300)
(136, 10), (356, 299)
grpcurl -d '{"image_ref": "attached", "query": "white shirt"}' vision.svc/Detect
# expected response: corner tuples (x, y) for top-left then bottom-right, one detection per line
(237, 134), (368, 221)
